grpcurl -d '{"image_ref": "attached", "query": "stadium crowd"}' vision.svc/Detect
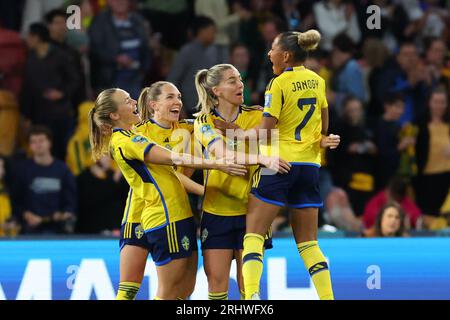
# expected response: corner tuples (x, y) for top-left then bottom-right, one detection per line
(0, 0), (449, 237)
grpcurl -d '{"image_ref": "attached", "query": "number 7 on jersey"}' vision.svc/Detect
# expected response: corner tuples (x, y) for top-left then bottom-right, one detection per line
(295, 98), (316, 141)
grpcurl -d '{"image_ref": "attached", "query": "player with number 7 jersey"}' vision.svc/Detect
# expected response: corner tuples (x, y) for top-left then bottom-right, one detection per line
(240, 30), (340, 301)
(261, 65), (326, 166)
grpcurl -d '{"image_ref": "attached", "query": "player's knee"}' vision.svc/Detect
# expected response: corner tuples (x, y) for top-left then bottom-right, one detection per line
(206, 271), (229, 291)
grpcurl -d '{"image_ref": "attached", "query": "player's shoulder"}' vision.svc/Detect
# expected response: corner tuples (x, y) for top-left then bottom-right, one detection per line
(177, 118), (195, 131)
(112, 129), (149, 145)
(135, 119), (151, 128)
(194, 113), (213, 125)
(240, 105), (263, 115)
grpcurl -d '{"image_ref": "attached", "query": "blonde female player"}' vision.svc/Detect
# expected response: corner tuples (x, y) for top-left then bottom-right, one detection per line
(88, 88), (246, 300)
(116, 81), (204, 301)
(194, 64), (291, 300)
(215, 31), (340, 300)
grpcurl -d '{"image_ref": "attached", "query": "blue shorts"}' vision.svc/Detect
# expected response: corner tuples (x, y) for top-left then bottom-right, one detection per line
(145, 217), (198, 266)
(200, 212), (273, 251)
(119, 222), (148, 251)
(251, 164), (323, 208)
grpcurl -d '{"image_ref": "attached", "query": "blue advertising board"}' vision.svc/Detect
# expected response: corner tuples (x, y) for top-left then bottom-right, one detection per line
(0, 237), (449, 300)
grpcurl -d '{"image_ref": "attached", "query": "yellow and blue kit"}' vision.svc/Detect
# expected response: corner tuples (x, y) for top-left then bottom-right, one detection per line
(195, 106), (272, 250)
(252, 66), (328, 208)
(111, 128), (197, 266)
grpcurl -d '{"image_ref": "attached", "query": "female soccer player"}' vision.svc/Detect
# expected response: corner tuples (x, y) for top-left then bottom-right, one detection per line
(236, 30), (341, 300)
(88, 88), (246, 300)
(116, 81), (203, 301)
(194, 64), (291, 300)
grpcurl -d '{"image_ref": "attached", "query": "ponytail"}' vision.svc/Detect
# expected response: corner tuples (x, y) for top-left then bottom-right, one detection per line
(297, 29), (321, 51)
(88, 88), (119, 161)
(277, 29), (321, 62)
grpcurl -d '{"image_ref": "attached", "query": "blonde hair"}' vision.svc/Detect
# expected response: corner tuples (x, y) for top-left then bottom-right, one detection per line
(296, 29), (321, 51)
(194, 64), (236, 116)
(88, 88), (119, 161)
(137, 81), (173, 120)
(277, 29), (321, 62)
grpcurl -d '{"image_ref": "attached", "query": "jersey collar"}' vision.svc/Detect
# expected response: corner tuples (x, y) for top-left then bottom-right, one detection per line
(149, 118), (172, 129)
(212, 105), (242, 123)
(284, 65), (306, 72)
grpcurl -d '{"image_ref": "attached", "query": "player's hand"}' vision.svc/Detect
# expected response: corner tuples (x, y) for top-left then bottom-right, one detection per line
(213, 119), (242, 136)
(259, 156), (291, 174)
(321, 134), (340, 149)
(215, 157), (247, 176)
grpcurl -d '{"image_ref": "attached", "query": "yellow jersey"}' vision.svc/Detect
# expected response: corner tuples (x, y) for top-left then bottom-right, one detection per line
(110, 128), (192, 232)
(194, 106), (262, 216)
(121, 119), (194, 227)
(263, 66), (327, 165)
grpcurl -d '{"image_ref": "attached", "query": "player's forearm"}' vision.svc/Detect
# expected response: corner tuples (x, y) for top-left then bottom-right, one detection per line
(176, 172), (204, 196)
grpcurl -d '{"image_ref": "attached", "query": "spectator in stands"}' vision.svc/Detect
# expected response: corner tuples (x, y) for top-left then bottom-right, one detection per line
(251, 18), (285, 104)
(195, 0), (250, 63)
(415, 88), (450, 226)
(313, 0), (361, 52)
(329, 33), (366, 112)
(373, 42), (430, 125)
(66, 101), (94, 176)
(363, 38), (391, 119)
(334, 96), (377, 216)
(373, 93), (412, 189)
(88, 0), (151, 99)
(417, 0), (448, 40)
(363, 176), (421, 230)
(11, 126), (77, 234)
(423, 37), (448, 88)
(76, 155), (127, 234)
(364, 202), (408, 237)
(45, 8), (86, 106)
(22, 23), (80, 160)
(20, 0), (65, 37)
(0, 26), (26, 99)
(167, 16), (217, 117)
(325, 187), (362, 232)
(229, 43), (253, 106)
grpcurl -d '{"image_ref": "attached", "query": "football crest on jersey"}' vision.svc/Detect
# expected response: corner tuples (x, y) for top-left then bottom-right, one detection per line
(135, 224), (144, 239)
(181, 236), (190, 251)
(131, 135), (148, 144)
(201, 228), (208, 243)
(201, 124), (214, 137)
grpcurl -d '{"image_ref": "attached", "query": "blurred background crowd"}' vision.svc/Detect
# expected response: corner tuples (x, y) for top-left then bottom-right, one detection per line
(0, 0), (449, 238)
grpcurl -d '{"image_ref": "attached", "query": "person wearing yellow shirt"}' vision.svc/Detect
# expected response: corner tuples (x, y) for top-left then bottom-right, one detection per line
(88, 88), (246, 300)
(193, 63), (290, 300)
(117, 81), (204, 301)
(66, 101), (95, 176)
(217, 31), (341, 300)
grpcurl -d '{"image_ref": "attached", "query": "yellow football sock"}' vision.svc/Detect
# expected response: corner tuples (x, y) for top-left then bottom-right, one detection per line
(153, 296), (163, 300)
(116, 281), (140, 300)
(208, 292), (228, 300)
(297, 241), (334, 300)
(242, 233), (265, 300)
